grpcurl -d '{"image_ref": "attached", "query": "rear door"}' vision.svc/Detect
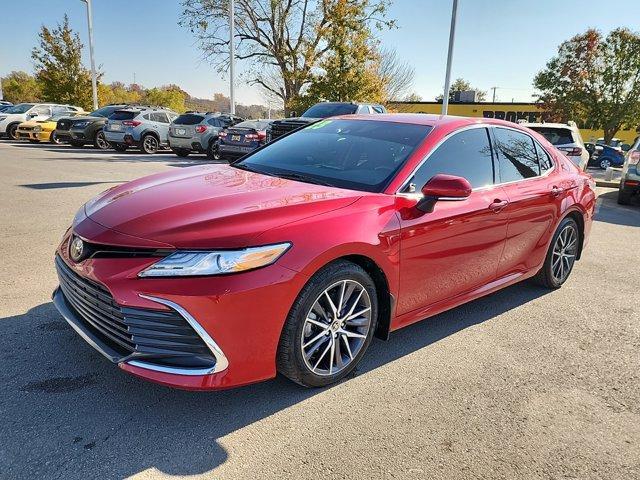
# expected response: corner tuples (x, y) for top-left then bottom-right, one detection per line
(491, 126), (563, 277)
(397, 126), (509, 315)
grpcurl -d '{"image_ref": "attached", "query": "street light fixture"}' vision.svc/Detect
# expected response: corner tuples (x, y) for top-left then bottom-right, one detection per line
(81, 0), (98, 110)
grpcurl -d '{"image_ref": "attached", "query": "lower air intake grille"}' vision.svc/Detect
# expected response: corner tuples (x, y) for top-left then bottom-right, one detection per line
(55, 255), (215, 369)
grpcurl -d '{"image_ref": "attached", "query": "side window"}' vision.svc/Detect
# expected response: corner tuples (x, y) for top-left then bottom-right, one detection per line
(207, 118), (220, 127)
(52, 106), (67, 115)
(493, 127), (540, 182)
(405, 128), (495, 191)
(372, 106), (385, 114)
(151, 112), (170, 123)
(142, 113), (151, 121)
(358, 105), (371, 114)
(534, 141), (553, 173)
(33, 105), (51, 116)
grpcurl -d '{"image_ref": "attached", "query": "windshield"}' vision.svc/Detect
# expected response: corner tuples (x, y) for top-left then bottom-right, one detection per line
(302, 103), (358, 118)
(4, 103), (35, 114)
(234, 119), (431, 192)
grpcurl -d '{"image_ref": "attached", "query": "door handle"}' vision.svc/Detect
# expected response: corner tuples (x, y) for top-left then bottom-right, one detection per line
(551, 186), (564, 197)
(489, 199), (508, 212)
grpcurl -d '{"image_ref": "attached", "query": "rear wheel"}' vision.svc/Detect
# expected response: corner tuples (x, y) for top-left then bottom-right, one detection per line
(277, 260), (378, 387)
(141, 134), (159, 154)
(533, 217), (579, 289)
(93, 131), (110, 150)
(7, 123), (19, 140)
(173, 148), (190, 158)
(207, 140), (221, 161)
(113, 144), (128, 152)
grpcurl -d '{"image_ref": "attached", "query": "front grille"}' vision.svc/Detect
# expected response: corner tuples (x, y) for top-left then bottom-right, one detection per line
(55, 255), (216, 369)
(56, 120), (71, 131)
(269, 121), (309, 140)
(19, 126), (35, 132)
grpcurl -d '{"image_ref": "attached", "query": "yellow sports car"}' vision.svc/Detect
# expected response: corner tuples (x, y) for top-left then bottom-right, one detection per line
(16, 111), (85, 144)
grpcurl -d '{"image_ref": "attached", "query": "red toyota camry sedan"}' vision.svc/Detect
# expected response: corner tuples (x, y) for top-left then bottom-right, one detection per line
(53, 114), (596, 390)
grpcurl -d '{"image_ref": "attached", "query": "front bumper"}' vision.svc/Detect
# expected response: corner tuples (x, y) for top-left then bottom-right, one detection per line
(56, 129), (73, 142)
(16, 130), (50, 141)
(53, 226), (305, 389)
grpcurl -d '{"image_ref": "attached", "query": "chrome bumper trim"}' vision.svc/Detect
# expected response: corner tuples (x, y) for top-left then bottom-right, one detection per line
(130, 294), (229, 375)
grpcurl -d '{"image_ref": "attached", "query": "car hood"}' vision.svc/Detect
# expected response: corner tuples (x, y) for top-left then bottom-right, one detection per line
(84, 164), (361, 248)
(19, 120), (39, 128)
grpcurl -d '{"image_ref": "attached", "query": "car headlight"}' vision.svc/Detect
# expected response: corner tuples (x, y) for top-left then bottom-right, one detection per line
(73, 121), (89, 128)
(138, 243), (291, 277)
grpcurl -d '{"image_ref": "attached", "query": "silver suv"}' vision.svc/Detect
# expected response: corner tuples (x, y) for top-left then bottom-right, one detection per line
(168, 112), (244, 159)
(103, 106), (178, 154)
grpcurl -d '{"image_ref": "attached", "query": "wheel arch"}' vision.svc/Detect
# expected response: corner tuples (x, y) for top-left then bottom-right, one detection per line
(562, 208), (585, 260)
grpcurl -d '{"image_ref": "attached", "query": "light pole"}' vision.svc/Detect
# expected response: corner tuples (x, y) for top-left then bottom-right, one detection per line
(441, 0), (459, 115)
(229, 0), (236, 115)
(81, 0), (98, 110)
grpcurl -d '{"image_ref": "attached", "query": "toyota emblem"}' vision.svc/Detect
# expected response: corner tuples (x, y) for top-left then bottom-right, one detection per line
(70, 236), (85, 262)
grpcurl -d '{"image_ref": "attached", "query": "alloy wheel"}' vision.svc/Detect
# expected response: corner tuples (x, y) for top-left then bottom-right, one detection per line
(300, 280), (372, 376)
(551, 224), (578, 284)
(95, 131), (110, 150)
(600, 159), (611, 169)
(143, 135), (158, 154)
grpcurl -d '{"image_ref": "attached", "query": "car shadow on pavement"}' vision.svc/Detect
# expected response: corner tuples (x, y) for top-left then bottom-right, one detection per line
(0, 281), (549, 478)
(595, 191), (640, 227)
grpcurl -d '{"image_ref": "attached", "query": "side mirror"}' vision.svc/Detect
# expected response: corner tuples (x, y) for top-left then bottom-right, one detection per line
(417, 174), (472, 213)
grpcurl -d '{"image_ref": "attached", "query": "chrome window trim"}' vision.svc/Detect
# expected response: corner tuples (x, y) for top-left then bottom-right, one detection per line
(126, 294), (229, 376)
(396, 123), (557, 194)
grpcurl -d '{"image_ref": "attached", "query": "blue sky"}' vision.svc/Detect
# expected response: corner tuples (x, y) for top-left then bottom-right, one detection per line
(1, 0), (638, 105)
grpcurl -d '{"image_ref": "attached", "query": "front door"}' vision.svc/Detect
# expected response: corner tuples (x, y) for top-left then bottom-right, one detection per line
(396, 127), (509, 315)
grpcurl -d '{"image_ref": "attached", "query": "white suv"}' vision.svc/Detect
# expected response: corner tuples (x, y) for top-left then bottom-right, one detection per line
(521, 121), (589, 170)
(0, 103), (83, 140)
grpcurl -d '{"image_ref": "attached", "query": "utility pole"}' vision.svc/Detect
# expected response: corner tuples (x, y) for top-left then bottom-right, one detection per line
(82, 0), (98, 110)
(441, 0), (459, 115)
(491, 86), (498, 103)
(229, 0), (236, 115)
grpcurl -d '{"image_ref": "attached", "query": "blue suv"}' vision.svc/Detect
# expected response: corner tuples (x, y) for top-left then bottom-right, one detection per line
(103, 107), (178, 154)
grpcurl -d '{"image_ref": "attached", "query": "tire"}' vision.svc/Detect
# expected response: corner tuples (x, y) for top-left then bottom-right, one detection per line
(6, 123), (19, 140)
(617, 185), (633, 205)
(93, 131), (110, 150)
(207, 140), (221, 161)
(173, 148), (190, 158)
(277, 260), (378, 388)
(141, 134), (159, 154)
(600, 158), (612, 170)
(70, 140), (85, 148)
(50, 131), (61, 144)
(113, 144), (128, 152)
(533, 217), (580, 289)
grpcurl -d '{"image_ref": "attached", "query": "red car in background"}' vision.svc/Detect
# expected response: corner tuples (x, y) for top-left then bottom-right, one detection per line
(53, 114), (596, 390)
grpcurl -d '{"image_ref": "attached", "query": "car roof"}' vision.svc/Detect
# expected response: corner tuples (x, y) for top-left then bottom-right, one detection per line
(331, 113), (502, 128)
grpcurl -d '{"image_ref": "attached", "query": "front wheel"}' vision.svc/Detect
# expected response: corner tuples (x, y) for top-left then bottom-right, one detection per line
(50, 131), (61, 144)
(141, 134), (159, 154)
(277, 260), (378, 387)
(94, 131), (110, 150)
(600, 158), (612, 170)
(7, 124), (19, 140)
(533, 217), (580, 289)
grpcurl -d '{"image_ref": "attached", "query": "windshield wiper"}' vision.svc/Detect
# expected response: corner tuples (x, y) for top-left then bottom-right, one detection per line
(273, 172), (337, 188)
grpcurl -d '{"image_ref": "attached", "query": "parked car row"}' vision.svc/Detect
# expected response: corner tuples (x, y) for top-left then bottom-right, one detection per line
(2, 101), (389, 161)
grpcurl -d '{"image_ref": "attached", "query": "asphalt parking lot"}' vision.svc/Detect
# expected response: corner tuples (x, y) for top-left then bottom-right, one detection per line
(0, 141), (639, 480)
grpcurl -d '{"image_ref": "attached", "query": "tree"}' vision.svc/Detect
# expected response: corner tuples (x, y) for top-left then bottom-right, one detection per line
(31, 15), (96, 109)
(377, 47), (414, 101)
(435, 78), (486, 102)
(143, 86), (187, 112)
(293, 0), (384, 112)
(98, 82), (143, 106)
(534, 28), (640, 143)
(179, 0), (394, 115)
(403, 92), (423, 102)
(1, 71), (42, 103)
